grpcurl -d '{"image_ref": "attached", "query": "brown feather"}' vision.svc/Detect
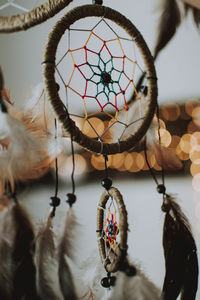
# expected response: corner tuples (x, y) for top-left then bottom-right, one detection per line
(154, 143), (183, 170)
(12, 201), (39, 300)
(154, 0), (181, 59)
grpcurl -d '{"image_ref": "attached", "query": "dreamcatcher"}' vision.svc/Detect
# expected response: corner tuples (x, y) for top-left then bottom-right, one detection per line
(0, 0), (199, 299)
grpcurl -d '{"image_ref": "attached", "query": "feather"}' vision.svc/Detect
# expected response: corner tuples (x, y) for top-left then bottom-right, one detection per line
(146, 119), (182, 170)
(153, 143), (183, 170)
(35, 212), (63, 300)
(0, 109), (60, 196)
(154, 0), (181, 59)
(58, 207), (79, 299)
(103, 261), (162, 300)
(12, 201), (39, 300)
(182, 0), (200, 10)
(183, 1), (200, 28)
(161, 194), (198, 300)
(0, 197), (15, 299)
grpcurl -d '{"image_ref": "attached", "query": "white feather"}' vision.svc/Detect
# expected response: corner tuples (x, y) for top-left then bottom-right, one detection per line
(102, 266), (162, 300)
(35, 214), (64, 300)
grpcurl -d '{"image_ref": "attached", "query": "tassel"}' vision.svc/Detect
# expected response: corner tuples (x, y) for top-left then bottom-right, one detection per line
(161, 194), (199, 300)
(35, 212), (63, 300)
(12, 200), (39, 300)
(154, 0), (181, 59)
(58, 207), (78, 300)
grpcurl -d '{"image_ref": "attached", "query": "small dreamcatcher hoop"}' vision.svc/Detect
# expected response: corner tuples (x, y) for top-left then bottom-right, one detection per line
(97, 187), (128, 273)
(43, 4), (158, 155)
(0, 0), (73, 33)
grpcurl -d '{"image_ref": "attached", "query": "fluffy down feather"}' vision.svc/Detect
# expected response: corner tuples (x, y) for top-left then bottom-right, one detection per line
(78, 251), (162, 300)
(104, 267), (162, 300)
(0, 110), (56, 195)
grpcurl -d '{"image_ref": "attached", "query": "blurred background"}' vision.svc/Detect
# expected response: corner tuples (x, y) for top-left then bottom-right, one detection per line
(0, 0), (200, 298)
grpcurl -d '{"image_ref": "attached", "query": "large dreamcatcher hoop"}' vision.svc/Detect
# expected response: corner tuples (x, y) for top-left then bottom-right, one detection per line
(0, 0), (73, 33)
(43, 4), (158, 155)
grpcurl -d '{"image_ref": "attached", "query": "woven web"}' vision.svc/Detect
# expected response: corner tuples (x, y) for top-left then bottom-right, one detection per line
(56, 17), (148, 144)
(100, 195), (120, 261)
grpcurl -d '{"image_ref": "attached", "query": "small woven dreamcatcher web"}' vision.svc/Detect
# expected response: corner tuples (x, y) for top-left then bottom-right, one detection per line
(55, 13), (152, 151)
(103, 196), (119, 256)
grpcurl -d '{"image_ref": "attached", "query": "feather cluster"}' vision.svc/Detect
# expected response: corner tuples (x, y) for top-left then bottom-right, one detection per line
(162, 194), (198, 300)
(0, 84), (66, 196)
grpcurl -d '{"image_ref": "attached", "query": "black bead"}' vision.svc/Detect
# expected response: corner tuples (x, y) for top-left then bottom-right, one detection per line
(125, 265), (137, 277)
(49, 196), (60, 207)
(92, 0), (103, 4)
(157, 184), (166, 194)
(66, 193), (76, 207)
(101, 178), (112, 190)
(109, 276), (116, 286)
(101, 277), (110, 288)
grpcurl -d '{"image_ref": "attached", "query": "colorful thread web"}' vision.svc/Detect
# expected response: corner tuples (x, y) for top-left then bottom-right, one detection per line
(102, 195), (120, 261)
(104, 207), (119, 251)
(56, 17), (147, 143)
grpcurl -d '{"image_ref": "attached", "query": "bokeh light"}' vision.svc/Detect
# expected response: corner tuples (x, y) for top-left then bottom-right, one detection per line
(161, 103), (180, 122)
(82, 117), (105, 138)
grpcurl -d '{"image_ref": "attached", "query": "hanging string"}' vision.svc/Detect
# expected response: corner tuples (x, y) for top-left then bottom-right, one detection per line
(54, 119), (59, 198)
(104, 154), (109, 179)
(66, 135), (76, 207)
(101, 155), (112, 191)
(70, 135), (75, 195)
(49, 118), (60, 217)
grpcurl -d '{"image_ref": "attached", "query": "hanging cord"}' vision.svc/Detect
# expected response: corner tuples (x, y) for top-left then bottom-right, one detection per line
(101, 155), (113, 191)
(143, 105), (166, 196)
(49, 118), (60, 217)
(66, 135), (76, 207)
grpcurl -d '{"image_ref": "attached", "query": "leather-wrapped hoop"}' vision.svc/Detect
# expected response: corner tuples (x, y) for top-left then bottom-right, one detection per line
(43, 4), (158, 155)
(97, 187), (128, 273)
(0, 0), (73, 33)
